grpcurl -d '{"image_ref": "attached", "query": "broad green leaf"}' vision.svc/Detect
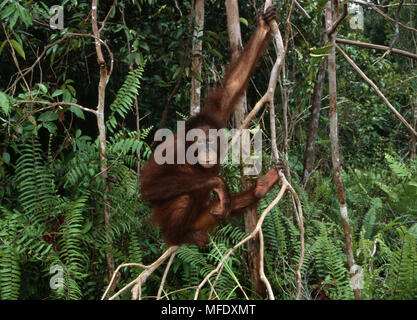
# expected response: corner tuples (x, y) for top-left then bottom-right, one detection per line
(70, 105), (85, 120)
(172, 66), (181, 80)
(42, 121), (57, 134)
(27, 115), (36, 126)
(9, 11), (19, 30)
(239, 17), (248, 27)
(52, 89), (64, 97)
(110, 6), (116, 18)
(139, 42), (150, 52)
(37, 83), (48, 94)
(66, 85), (76, 96)
(0, 40), (7, 56)
(0, 91), (11, 115)
(113, 24), (124, 33)
(63, 90), (72, 102)
(38, 111), (58, 122)
(18, 5), (32, 27)
(317, 0), (329, 9)
(310, 45), (333, 55)
(2, 152), (10, 164)
(209, 48), (222, 59)
(0, 4), (15, 20)
(10, 39), (25, 60)
(134, 52), (144, 66)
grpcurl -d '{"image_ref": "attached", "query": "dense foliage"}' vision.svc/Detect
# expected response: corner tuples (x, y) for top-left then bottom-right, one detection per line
(0, 0), (416, 300)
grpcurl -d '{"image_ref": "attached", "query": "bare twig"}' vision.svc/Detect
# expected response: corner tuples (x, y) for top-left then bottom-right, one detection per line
(16, 100), (96, 115)
(194, 181), (289, 300)
(2, 24), (32, 95)
(326, 1), (348, 36)
(66, 32), (114, 79)
(336, 38), (417, 60)
(106, 246), (179, 300)
(101, 263), (146, 299)
(208, 264), (225, 300)
(99, 0), (117, 33)
(258, 229), (274, 299)
(294, 0), (311, 19)
(157, 250), (177, 300)
(174, 0), (183, 17)
(336, 45), (417, 137)
(6, 12), (93, 94)
(379, 2), (417, 7)
(375, 0), (404, 62)
(351, 0), (417, 34)
(286, 181), (305, 299)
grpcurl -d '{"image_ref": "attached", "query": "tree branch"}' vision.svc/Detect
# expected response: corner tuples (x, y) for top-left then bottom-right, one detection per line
(17, 100), (97, 115)
(194, 181), (289, 300)
(375, 0), (404, 62)
(156, 250), (177, 300)
(91, 0), (114, 283)
(336, 44), (417, 137)
(351, 0), (417, 34)
(105, 246), (180, 300)
(294, 0), (311, 19)
(326, 1), (348, 36)
(336, 38), (417, 60)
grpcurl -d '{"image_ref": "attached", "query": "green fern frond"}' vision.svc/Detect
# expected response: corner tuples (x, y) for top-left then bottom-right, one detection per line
(310, 222), (354, 299)
(362, 197), (382, 239)
(15, 139), (60, 223)
(107, 65), (145, 133)
(0, 208), (21, 300)
(385, 154), (411, 179)
(387, 227), (417, 299)
(56, 194), (89, 299)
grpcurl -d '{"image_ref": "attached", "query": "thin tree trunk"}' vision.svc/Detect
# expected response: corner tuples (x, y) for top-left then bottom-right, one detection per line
(325, 1), (362, 300)
(411, 100), (417, 160)
(279, 67), (293, 218)
(120, 7), (141, 191)
(281, 66), (290, 180)
(411, 10), (416, 160)
(303, 58), (326, 187)
(190, 0), (205, 115)
(226, 0), (265, 297)
(91, 0), (114, 282)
